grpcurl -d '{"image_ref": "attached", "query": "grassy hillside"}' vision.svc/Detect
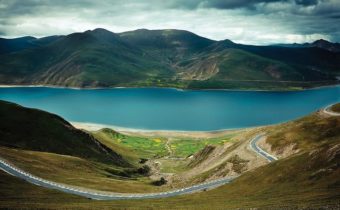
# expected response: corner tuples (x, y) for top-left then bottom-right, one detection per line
(119, 29), (214, 64)
(0, 28), (339, 89)
(330, 103), (340, 112)
(0, 100), (338, 209)
(0, 149), (338, 209)
(0, 110), (339, 209)
(0, 36), (63, 54)
(92, 128), (168, 160)
(0, 100), (128, 166)
(0, 100), (173, 194)
(92, 128), (230, 159)
(266, 110), (340, 154)
(178, 48), (303, 82)
(0, 146), (167, 193)
(0, 36), (37, 54)
(0, 29), (172, 87)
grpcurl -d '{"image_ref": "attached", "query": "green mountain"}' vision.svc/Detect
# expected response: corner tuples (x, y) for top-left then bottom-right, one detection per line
(0, 36), (37, 54)
(0, 35), (63, 54)
(0, 28), (339, 89)
(119, 29), (214, 63)
(0, 100), (128, 166)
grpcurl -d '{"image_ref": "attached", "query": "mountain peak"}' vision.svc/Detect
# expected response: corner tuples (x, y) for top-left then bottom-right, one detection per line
(92, 28), (114, 33)
(220, 39), (235, 45)
(82, 28), (125, 44)
(85, 28), (116, 36)
(310, 39), (340, 52)
(119, 28), (214, 51)
(313, 39), (331, 45)
(1, 36), (37, 41)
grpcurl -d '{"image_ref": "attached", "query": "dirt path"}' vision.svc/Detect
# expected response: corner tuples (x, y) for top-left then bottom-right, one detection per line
(165, 138), (173, 157)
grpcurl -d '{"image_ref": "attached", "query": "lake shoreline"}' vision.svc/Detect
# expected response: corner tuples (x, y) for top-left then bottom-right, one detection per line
(2, 86), (338, 133)
(0, 83), (339, 92)
(70, 121), (249, 138)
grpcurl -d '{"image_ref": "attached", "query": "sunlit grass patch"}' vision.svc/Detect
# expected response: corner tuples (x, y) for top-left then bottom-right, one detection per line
(169, 138), (229, 157)
(93, 129), (168, 158)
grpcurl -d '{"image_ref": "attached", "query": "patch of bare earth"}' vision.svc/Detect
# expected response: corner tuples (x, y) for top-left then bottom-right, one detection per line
(257, 136), (299, 159)
(176, 55), (221, 81)
(169, 129), (269, 187)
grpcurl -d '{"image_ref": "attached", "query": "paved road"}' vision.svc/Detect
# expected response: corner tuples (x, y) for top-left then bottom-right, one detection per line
(323, 104), (340, 116)
(0, 158), (235, 200)
(250, 134), (278, 162)
(0, 134), (276, 200)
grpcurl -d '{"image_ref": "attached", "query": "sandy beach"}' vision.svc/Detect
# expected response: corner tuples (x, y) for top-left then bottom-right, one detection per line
(70, 121), (247, 138)
(1, 83), (339, 92)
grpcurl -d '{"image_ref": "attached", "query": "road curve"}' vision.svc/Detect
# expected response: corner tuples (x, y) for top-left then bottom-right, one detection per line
(0, 134), (277, 200)
(250, 134), (278, 162)
(323, 104), (340, 116)
(0, 158), (234, 200)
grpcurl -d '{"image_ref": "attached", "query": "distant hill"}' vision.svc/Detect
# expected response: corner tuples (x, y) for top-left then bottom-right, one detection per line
(0, 36), (37, 54)
(0, 100), (129, 166)
(310, 39), (340, 52)
(273, 39), (340, 53)
(0, 28), (339, 89)
(0, 35), (63, 54)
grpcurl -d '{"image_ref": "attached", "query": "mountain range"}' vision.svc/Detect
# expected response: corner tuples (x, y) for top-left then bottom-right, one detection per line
(0, 28), (339, 89)
(273, 39), (340, 52)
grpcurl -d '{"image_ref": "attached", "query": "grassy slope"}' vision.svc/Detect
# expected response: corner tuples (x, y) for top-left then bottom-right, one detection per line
(92, 129), (168, 160)
(213, 49), (302, 81)
(0, 110), (339, 209)
(237, 44), (340, 75)
(169, 137), (228, 157)
(0, 133), (338, 209)
(330, 103), (340, 112)
(0, 100), (127, 166)
(92, 128), (231, 158)
(0, 146), (166, 193)
(0, 29), (172, 87)
(0, 100), (177, 194)
(266, 111), (340, 152)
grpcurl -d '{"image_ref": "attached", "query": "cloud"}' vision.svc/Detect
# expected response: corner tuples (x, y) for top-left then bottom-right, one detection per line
(171, 0), (288, 10)
(295, 0), (319, 6)
(0, 0), (339, 44)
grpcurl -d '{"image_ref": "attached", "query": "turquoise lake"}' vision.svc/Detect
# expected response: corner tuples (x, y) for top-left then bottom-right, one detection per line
(0, 86), (339, 131)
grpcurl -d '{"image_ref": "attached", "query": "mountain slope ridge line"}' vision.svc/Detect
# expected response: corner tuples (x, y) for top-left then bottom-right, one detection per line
(0, 28), (339, 90)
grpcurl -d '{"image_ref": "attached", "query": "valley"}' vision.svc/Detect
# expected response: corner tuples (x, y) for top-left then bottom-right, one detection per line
(0, 100), (339, 209)
(1, 1), (340, 209)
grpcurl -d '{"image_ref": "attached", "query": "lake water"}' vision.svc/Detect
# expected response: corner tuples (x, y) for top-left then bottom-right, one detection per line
(0, 86), (339, 131)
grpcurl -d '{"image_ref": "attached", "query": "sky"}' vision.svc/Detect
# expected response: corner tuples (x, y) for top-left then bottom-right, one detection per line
(0, 0), (339, 45)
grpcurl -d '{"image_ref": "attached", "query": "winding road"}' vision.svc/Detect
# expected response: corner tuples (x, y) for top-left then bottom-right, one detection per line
(250, 134), (278, 162)
(323, 104), (340, 116)
(0, 134), (276, 200)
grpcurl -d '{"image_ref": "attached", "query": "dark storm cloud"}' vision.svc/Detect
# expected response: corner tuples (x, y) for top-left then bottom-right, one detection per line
(171, 0), (287, 9)
(295, 0), (319, 6)
(169, 0), (325, 9)
(0, 0), (339, 44)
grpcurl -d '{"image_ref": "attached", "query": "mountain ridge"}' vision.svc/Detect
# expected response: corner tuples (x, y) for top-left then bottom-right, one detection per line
(0, 100), (129, 166)
(273, 39), (340, 52)
(0, 28), (339, 90)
